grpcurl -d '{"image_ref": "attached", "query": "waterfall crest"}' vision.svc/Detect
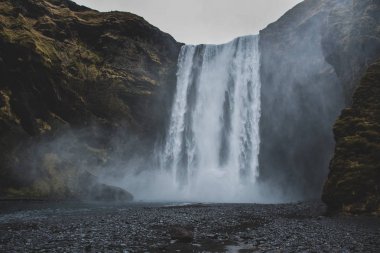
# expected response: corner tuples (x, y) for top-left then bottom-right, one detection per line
(160, 35), (262, 201)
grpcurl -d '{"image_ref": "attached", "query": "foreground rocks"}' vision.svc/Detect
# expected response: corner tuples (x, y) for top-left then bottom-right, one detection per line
(0, 201), (379, 252)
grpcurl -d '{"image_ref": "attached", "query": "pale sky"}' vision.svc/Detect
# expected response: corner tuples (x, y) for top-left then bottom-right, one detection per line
(72, 0), (303, 44)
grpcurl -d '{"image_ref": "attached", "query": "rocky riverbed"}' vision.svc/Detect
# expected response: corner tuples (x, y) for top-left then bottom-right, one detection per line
(0, 201), (379, 252)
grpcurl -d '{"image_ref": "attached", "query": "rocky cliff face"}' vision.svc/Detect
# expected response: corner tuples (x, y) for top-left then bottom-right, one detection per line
(0, 0), (181, 199)
(259, 0), (380, 202)
(321, 0), (380, 214)
(323, 60), (380, 215)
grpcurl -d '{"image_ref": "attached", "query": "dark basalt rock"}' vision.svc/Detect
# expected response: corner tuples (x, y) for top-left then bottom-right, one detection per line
(169, 226), (194, 243)
(322, 60), (380, 215)
(77, 171), (133, 202)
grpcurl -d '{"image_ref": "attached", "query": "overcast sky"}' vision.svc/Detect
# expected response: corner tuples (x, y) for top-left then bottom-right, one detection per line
(72, 0), (303, 44)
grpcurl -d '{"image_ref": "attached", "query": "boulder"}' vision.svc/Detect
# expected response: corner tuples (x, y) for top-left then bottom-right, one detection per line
(169, 226), (194, 243)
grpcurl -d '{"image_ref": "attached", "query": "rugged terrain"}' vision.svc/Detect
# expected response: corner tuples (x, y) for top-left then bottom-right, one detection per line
(0, 201), (379, 252)
(0, 0), (181, 199)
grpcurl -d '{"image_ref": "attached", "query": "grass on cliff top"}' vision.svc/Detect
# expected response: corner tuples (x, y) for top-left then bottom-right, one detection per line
(0, 2), (13, 15)
(1, 10), (108, 82)
(0, 13), (60, 66)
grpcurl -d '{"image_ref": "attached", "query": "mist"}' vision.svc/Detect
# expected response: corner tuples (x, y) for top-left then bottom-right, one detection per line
(258, 0), (351, 200)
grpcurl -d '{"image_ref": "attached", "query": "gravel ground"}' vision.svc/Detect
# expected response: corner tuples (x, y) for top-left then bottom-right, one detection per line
(0, 201), (379, 252)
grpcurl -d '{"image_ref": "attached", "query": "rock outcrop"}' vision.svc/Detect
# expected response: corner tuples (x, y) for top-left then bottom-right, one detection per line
(0, 0), (181, 199)
(322, 61), (380, 215)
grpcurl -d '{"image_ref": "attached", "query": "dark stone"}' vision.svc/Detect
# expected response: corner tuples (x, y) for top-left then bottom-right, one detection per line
(169, 227), (194, 243)
(78, 171), (134, 202)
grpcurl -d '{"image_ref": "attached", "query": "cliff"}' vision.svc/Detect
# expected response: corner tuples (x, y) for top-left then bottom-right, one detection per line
(258, 0), (380, 203)
(0, 0), (181, 199)
(322, 0), (380, 215)
(322, 60), (380, 215)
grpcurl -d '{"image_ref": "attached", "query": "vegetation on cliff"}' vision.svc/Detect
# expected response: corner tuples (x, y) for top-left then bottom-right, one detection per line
(322, 0), (380, 215)
(323, 60), (380, 215)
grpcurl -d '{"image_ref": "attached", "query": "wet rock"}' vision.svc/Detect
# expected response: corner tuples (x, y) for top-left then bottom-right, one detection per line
(169, 227), (194, 243)
(77, 172), (133, 202)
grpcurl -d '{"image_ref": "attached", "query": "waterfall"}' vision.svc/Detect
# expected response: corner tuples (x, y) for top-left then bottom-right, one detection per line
(160, 35), (262, 202)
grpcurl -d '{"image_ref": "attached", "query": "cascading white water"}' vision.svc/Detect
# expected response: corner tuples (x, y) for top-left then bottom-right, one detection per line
(120, 35), (265, 202)
(160, 35), (262, 202)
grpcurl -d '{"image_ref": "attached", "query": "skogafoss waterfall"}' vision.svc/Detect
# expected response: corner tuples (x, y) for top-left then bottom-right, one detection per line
(122, 35), (264, 202)
(161, 35), (261, 202)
